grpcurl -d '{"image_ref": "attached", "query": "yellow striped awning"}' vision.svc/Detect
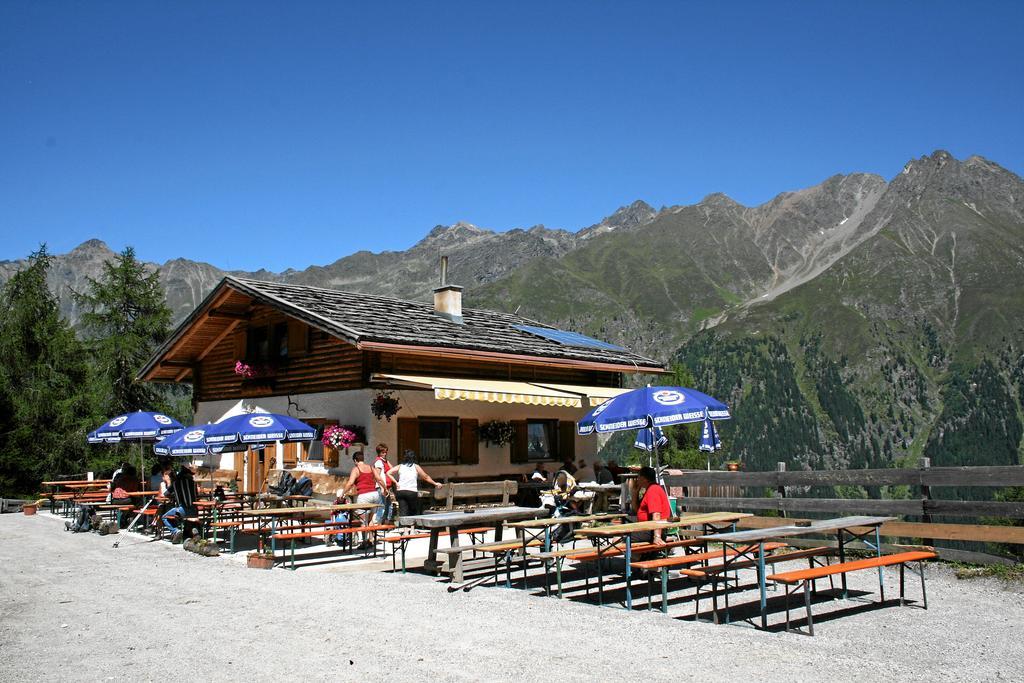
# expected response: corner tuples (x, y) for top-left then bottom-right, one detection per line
(372, 374), (585, 407)
(529, 383), (633, 407)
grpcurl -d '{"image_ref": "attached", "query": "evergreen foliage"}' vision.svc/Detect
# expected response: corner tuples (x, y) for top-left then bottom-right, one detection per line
(76, 247), (175, 416)
(0, 247), (98, 493)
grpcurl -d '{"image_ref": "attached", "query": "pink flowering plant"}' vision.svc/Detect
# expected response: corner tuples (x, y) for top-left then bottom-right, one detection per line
(322, 425), (357, 450)
(234, 360), (277, 379)
(234, 360), (256, 378)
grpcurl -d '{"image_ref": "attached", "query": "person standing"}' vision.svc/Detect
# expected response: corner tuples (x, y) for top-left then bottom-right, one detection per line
(345, 452), (379, 549)
(388, 450), (443, 526)
(372, 443), (395, 525)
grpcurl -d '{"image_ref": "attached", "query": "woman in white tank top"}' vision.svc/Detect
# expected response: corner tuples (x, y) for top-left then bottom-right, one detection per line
(388, 450), (443, 522)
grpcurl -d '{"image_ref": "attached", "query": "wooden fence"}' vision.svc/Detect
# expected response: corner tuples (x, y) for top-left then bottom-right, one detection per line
(664, 459), (1024, 565)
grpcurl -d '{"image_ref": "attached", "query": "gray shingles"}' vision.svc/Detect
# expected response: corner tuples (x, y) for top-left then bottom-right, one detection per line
(227, 276), (661, 368)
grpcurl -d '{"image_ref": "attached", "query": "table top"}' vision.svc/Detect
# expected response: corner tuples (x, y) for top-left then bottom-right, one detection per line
(238, 503), (377, 518)
(63, 483), (109, 490)
(575, 519), (676, 537)
(698, 516), (896, 544)
(403, 506), (543, 529)
(577, 483), (622, 491)
(43, 479), (111, 486)
(571, 512), (751, 537)
(505, 513), (625, 529)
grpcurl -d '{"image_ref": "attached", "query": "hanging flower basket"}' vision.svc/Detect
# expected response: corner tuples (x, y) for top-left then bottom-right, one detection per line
(371, 390), (401, 422)
(478, 420), (515, 446)
(322, 425), (357, 450)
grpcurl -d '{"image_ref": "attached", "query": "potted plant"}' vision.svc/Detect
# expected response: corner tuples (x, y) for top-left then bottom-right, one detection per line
(22, 500), (38, 515)
(370, 390), (401, 422)
(478, 420), (515, 447)
(247, 551), (275, 569)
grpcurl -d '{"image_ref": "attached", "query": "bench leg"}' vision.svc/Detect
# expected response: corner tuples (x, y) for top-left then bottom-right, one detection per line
(784, 584), (791, 632)
(803, 581), (815, 636)
(899, 563), (905, 606)
(660, 567), (669, 615)
(556, 558), (564, 599)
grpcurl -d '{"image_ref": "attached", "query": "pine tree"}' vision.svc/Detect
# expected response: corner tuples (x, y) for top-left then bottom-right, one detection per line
(0, 246), (97, 494)
(76, 246), (176, 416)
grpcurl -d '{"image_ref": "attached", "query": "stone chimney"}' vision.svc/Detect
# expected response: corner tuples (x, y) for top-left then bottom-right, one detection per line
(433, 255), (463, 324)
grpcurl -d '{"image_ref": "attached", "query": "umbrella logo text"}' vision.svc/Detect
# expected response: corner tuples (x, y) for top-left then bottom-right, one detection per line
(109, 415), (128, 427)
(154, 414), (173, 425)
(652, 390), (685, 406)
(248, 415), (274, 428)
(184, 430), (205, 442)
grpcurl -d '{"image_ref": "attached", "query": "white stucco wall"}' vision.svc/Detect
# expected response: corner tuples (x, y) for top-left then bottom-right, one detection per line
(193, 387), (598, 480)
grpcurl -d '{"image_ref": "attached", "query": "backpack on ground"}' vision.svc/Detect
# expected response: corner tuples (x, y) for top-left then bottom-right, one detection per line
(65, 505), (94, 533)
(289, 476), (313, 497)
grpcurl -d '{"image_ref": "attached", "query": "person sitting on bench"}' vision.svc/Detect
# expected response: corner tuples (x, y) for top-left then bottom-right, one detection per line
(110, 464), (140, 527)
(633, 466), (670, 546)
(162, 463), (198, 543)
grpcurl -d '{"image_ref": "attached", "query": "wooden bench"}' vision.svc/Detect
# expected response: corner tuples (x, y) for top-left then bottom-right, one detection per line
(382, 526), (493, 573)
(536, 539), (703, 599)
(271, 524), (395, 569)
(767, 550), (938, 635)
(437, 539), (544, 588)
(431, 481), (518, 511)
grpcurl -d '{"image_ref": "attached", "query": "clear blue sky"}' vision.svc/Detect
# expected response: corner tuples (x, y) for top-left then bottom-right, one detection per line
(1, 1), (1022, 272)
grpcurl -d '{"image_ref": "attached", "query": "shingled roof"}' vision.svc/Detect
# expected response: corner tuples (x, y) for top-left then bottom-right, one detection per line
(222, 276), (662, 369)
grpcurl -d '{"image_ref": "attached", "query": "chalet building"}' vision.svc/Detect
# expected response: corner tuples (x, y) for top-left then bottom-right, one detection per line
(139, 273), (664, 490)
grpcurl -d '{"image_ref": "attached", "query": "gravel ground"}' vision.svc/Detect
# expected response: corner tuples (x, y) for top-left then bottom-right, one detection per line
(1, 513), (1022, 682)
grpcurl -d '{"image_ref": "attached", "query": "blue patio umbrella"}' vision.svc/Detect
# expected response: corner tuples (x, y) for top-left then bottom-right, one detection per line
(154, 425), (266, 456)
(203, 412), (317, 446)
(633, 426), (668, 452)
(93, 410), (184, 440)
(698, 410), (722, 453)
(88, 411), (184, 521)
(204, 413), (315, 494)
(578, 386), (730, 473)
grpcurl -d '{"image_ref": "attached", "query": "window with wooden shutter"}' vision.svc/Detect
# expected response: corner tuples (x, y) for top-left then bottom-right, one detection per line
(397, 418), (419, 461)
(282, 442), (299, 469)
(459, 419), (479, 465)
(288, 319), (309, 357)
(510, 420), (529, 463)
(558, 421), (576, 463)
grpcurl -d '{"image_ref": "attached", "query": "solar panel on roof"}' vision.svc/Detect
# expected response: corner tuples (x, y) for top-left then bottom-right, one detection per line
(513, 324), (626, 351)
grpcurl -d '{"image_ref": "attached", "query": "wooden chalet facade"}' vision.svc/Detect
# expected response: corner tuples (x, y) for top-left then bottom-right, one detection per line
(140, 276), (664, 488)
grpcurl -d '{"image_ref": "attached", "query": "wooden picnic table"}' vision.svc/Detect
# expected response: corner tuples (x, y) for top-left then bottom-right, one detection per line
(699, 515), (895, 628)
(504, 513), (626, 588)
(402, 506), (545, 583)
(42, 479), (111, 487)
(235, 504), (378, 551)
(573, 512), (752, 609)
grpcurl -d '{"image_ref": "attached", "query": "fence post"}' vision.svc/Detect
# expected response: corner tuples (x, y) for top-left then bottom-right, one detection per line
(776, 462), (787, 518)
(919, 457), (933, 548)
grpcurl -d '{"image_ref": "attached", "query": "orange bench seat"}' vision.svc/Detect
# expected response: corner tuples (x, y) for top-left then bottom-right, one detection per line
(768, 550), (937, 584)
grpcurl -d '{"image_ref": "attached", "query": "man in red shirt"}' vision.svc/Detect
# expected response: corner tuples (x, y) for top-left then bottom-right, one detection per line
(635, 466), (671, 545)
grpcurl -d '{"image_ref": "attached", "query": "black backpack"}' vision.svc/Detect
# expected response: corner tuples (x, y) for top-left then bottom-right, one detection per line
(289, 476), (313, 497)
(269, 471), (295, 496)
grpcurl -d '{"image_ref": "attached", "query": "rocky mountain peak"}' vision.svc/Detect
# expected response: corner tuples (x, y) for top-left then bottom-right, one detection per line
(68, 239), (115, 257)
(578, 199), (658, 239)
